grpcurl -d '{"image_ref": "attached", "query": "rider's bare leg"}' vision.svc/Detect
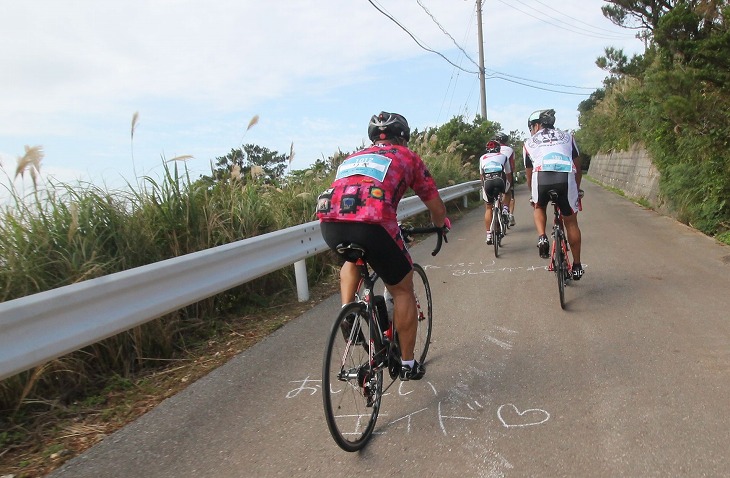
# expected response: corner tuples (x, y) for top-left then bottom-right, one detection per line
(385, 270), (417, 361)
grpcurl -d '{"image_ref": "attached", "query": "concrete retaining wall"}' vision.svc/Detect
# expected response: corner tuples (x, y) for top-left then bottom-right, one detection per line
(588, 144), (662, 206)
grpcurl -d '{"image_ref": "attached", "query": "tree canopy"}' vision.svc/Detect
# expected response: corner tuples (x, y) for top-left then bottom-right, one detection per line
(578, 0), (730, 235)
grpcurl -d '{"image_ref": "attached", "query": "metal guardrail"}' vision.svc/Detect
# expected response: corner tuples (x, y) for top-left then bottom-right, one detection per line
(0, 181), (481, 381)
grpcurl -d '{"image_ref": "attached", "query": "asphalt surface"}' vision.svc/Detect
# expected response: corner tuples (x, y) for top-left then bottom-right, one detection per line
(50, 180), (730, 477)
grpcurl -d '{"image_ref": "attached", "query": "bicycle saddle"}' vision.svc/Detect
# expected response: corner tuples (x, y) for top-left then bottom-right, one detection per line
(335, 242), (368, 263)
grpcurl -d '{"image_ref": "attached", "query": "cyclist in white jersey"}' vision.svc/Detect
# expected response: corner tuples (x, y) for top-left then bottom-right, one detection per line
(523, 109), (584, 280)
(479, 140), (512, 245)
(494, 133), (516, 227)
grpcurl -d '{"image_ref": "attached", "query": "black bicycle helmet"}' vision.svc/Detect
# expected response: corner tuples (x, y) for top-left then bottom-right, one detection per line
(527, 109), (556, 129)
(368, 111), (410, 143)
(485, 140), (501, 154)
(493, 133), (509, 144)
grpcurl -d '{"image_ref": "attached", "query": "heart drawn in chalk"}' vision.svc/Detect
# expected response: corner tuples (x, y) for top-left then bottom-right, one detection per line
(497, 403), (550, 428)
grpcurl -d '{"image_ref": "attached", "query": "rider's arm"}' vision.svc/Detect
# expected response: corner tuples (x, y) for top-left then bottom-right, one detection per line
(524, 151), (534, 193)
(572, 139), (581, 188)
(423, 196), (447, 229)
(572, 152), (582, 189)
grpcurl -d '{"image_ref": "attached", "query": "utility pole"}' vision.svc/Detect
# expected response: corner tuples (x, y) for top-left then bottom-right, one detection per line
(476, 0), (487, 120)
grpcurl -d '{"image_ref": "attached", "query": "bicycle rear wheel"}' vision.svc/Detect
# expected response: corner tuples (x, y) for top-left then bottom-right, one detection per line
(322, 302), (382, 452)
(491, 206), (501, 257)
(411, 264), (433, 364)
(501, 207), (510, 234)
(554, 233), (566, 309)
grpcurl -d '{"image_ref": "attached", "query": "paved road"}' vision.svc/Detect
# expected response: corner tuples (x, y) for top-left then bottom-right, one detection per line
(51, 181), (730, 477)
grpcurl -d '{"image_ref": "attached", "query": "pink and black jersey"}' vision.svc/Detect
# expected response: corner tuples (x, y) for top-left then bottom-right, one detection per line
(316, 144), (439, 235)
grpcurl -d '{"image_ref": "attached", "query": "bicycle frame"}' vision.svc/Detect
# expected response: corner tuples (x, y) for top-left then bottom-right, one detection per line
(548, 201), (571, 274)
(547, 194), (572, 309)
(489, 195), (506, 256)
(343, 225), (444, 377)
(323, 224), (443, 451)
(350, 261), (390, 368)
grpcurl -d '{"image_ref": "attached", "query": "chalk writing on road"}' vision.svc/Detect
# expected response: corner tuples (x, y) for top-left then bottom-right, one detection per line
(285, 376), (320, 398)
(286, 378), (550, 435)
(422, 262), (548, 277)
(497, 404), (550, 428)
(421, 262), (588, 277)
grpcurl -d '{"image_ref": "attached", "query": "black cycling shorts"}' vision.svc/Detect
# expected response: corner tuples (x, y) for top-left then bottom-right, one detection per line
(482, 174), (506, 203)
(320, 221), (412, 286)
(536, 171), (573, 216)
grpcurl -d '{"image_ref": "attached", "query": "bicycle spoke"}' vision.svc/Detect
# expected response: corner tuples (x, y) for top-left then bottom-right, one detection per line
(322, 303), (382, 451)
(492, 204), (500, 257)
(412, 264), (433, 364)
(556, 233), (566, 309)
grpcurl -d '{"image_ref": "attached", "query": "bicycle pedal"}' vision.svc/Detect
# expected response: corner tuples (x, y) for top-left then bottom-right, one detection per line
(388, 359), (402, 380)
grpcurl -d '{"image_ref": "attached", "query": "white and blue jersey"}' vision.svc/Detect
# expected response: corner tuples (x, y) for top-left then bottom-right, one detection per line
(523, 128), (578, 173)
(524, 127), (581, 213)
(479, 152), (510, 175)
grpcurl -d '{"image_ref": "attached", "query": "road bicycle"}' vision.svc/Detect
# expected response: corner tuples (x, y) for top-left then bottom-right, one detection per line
(488, 192), (509, 258)
(546, 190), (571, 309)
(547, 189), (583, 309)
(322, 224), (446, 452)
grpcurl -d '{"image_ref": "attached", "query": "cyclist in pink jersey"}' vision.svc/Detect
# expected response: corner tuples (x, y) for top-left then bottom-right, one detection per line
(317, 111), (449, 380)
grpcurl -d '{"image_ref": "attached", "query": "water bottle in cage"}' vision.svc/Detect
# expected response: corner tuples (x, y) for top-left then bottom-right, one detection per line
(383, 288), (394, 340)
(383, 288), (394, 319)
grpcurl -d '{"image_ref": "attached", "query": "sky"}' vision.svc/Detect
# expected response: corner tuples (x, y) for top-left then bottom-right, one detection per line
(0, 0), (645, 196)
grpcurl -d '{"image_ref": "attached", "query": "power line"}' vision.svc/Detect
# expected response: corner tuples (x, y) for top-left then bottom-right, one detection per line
(494, 0), (632, 40)
(528, 0), (635, 36)
(486, 69), (597, 90)
(366, 0), (479, 74)
(488, 75), (593, 96)
(438, 5), (475, 125)
(366, 0), (599, 96)
(416, 0), (480, 70)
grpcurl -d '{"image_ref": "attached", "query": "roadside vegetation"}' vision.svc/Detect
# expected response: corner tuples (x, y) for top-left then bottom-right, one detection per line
(0, 114), (510, 476)
(5, 2), (729, 469)
(576, 1), (730, 242)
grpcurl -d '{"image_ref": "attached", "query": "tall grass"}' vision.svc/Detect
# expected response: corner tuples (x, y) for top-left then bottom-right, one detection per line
(0, 137), (473, 413)
(0, 163), (324, 412)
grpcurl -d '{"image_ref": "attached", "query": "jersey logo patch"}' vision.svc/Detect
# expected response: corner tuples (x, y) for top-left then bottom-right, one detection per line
(335, 154), (392, 182)
(369, 186), (385, 200)
(541, 152), (572, 172)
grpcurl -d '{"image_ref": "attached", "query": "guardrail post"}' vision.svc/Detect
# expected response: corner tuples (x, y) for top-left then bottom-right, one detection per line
(463, 195), (468, 208)
(294, 260), (309, 302)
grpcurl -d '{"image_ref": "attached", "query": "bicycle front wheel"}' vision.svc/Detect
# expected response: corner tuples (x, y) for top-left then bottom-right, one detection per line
(322, 302), (382, 452)
(412, 264), (433, 364)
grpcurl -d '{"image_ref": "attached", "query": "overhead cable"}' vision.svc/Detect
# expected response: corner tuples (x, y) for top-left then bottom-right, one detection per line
(366, 0), (597, 95)
(366, 0), (479, 74)
(528, 0), (635, 36)
(416, 0), (481, 70)
(495, 0), (632, 40)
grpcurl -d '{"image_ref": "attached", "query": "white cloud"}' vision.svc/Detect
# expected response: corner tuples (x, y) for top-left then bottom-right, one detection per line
(0, 0), (644, 185)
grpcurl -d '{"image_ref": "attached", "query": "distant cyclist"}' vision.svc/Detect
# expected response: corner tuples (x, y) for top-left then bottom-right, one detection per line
(317, 111), (450, 380)
(494, 133), (516, 227)
(523, 109), (584, 280)
(479, 140), (512, 245)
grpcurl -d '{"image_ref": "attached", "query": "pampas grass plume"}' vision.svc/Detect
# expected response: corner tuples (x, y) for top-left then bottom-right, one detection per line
(246, 115), (259, 132)
(167, 155), (193, 163)
(15, 145), (44, 181)
(131, 112), (139, 140)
